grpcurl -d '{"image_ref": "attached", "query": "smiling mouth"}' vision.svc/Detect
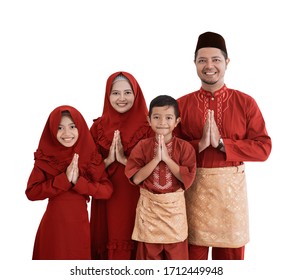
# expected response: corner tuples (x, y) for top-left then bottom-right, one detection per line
(62, 137), (74, 142)
(204, 71), (216, 75)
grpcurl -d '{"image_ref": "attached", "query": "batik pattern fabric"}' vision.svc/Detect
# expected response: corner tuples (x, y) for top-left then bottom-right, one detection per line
(132, 188), (187, 244)
(186, 165), (249, 248)
(176, 85), (271, 248)
(125, 136), (196, 244)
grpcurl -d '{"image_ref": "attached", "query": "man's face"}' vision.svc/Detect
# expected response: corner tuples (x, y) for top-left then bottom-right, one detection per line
(195, 47), (229, 90)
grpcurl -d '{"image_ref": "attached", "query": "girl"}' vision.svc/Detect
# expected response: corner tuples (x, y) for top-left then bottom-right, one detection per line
(26, 105), (113, 260)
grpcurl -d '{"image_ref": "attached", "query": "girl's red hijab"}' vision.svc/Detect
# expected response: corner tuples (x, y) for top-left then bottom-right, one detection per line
(91, 71), (149, 151)
(34, 105), (100, 178)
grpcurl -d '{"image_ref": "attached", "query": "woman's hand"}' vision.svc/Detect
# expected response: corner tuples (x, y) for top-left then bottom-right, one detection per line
(115, 130), (127, 165)
(104, 133), (116, 168)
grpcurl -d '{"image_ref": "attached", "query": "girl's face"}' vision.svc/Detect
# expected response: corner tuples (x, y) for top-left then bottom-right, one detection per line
(56, 115), (79, 147)
(109, 80), (135, 113)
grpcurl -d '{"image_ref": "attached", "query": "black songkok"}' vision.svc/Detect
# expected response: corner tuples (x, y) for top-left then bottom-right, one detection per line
(195, 31), (228, 56)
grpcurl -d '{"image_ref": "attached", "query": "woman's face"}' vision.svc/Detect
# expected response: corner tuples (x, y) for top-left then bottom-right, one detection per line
(56, 115), (79, 147)
(109, 80), (135, 113)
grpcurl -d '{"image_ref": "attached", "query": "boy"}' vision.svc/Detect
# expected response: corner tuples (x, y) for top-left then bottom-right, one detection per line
(125, 95), (196, 260)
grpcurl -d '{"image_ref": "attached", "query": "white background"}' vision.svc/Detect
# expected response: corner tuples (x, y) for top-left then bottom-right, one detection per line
(0, 0), (290, 279)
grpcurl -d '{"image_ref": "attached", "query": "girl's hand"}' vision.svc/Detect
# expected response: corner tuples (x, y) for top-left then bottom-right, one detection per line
(71, 153), (79, 185)
(66, 153), (79, 184)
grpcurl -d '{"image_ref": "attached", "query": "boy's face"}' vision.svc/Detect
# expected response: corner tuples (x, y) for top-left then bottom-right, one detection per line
(148, 105), (180, 142)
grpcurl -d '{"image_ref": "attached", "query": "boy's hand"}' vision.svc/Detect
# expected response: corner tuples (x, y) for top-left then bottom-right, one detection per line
(160, 135), (170, 162)
(154, 135), (162, 162)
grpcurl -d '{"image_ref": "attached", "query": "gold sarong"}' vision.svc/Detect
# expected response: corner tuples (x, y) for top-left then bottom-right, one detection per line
(185, 164), (249, 248)
(132, 188), (188, 244)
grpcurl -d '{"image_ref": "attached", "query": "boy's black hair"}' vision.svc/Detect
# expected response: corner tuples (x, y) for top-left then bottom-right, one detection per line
(149, 95), (180, 118)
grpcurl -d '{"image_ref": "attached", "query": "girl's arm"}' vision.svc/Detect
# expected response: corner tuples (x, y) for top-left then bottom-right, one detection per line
(73, 175), (113, 199)
(26, 166), (71, 201)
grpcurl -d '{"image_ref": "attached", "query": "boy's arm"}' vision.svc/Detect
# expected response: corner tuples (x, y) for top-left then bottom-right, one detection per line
(132, 158), (160, 185)
(163, 157), (182, 182)
(160, 135), (183, 182)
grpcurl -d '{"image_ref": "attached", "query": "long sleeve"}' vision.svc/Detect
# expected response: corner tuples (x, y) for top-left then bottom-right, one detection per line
(126, 137), (196, 194)
(26, 165), (71, 201)
(73, 176), (113, 199)
(175, 140), (196, 190)
(125, 141), (146, 185)
(224, 97), (272, 162)
(177, 87), (272, 168)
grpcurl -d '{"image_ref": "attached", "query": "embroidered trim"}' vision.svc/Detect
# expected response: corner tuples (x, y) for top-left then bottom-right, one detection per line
(152, 141), (173, 190)
(197, 86), (232, 135)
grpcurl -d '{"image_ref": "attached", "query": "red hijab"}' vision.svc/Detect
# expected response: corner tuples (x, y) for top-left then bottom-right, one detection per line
(91, 71), (150, 152)
(34, 105), (102, 180)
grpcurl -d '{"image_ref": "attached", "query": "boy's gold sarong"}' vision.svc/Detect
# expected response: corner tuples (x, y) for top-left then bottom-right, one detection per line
(186, 164), (249, 248)
(132, 188), (188, 244)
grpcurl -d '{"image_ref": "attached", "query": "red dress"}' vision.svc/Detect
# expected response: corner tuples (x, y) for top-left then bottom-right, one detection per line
(90, 71), (153, 260)
(26, 105), (113, 260)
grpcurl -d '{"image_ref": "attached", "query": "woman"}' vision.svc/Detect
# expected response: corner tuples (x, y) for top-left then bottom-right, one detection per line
(90, 71), (153, 259)
(26, 105), (113, 260)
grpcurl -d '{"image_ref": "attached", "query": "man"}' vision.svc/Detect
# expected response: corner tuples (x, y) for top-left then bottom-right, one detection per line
(176, 31), (272, 260)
